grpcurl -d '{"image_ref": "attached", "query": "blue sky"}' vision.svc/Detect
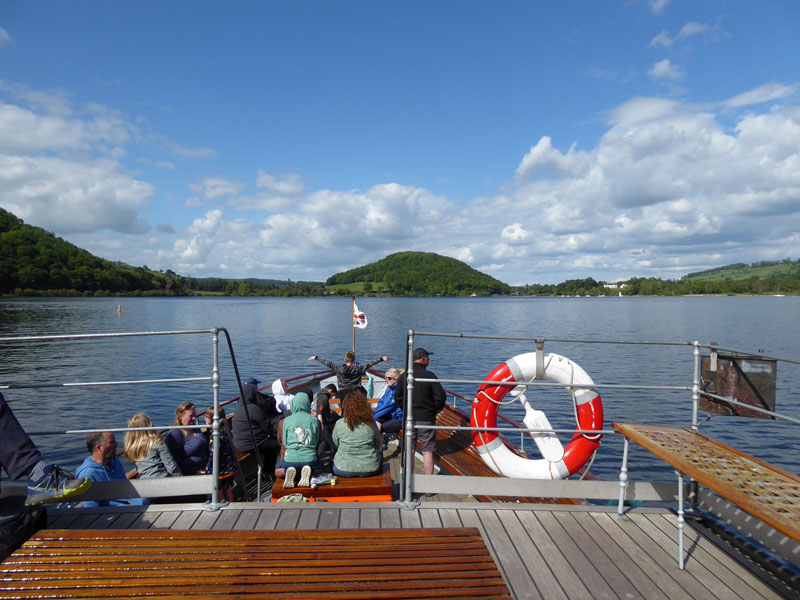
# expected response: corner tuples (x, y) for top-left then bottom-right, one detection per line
(1, 1), (799, 285)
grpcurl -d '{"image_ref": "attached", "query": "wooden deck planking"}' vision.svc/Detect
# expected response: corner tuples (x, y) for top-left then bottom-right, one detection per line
(644, 512), (790, 600)
(15, 502), (794, 600)
(569, 511), (671, 600)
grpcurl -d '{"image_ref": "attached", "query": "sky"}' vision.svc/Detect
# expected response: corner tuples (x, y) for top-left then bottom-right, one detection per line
(1, 1), (799, 286)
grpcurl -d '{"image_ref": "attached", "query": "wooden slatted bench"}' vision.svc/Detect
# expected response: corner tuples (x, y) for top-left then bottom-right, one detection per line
(433, 405), (577, 504)
(0, 527), (511, 599)
(271, 461), (393, 503)
(613, 422), (800, 567)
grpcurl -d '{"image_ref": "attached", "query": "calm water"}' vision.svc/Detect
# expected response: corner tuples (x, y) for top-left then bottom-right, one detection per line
(1, 296), (798, 483)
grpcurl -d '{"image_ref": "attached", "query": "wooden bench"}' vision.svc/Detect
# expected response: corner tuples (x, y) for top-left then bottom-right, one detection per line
(271, 461), (392, 503)
(0, 527), (511, 598)
(433, 405), (581, 504)
(613, 422), (800, 567)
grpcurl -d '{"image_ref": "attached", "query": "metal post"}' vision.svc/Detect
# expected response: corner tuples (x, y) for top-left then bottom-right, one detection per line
(691, 341), (700, 432)
(676, 470), (685, 569)
(204, 329), (227, 511)
(399, 330), (420, 509)
(617, 437), (629, 516)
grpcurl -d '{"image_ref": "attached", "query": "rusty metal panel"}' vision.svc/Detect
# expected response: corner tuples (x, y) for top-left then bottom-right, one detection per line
(700, 353), (776, 418)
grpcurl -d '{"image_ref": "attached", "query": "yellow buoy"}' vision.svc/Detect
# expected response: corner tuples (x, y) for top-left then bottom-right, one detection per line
(116, 305), (121, 313)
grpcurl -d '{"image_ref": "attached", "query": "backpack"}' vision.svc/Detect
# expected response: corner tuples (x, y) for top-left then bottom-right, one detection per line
(0, 495), (47, 561)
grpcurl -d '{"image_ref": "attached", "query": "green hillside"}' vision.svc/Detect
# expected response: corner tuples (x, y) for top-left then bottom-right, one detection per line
(0, 208), (189, 296)
(326, 251), (511, 296)
(684, 260), (800, 282)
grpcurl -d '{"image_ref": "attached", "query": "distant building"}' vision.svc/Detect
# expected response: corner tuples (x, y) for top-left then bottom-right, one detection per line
(603, 282), (628, 289)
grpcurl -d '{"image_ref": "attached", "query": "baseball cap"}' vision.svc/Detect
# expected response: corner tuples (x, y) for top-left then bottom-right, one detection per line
(413, 348), (433, 360)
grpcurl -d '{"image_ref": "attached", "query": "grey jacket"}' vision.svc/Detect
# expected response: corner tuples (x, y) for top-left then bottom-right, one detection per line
(135, 440), (183, 478)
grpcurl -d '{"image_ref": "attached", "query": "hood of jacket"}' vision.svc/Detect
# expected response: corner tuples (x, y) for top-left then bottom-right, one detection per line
(242, 382), (278, 415)
(289, 392), (311, 415)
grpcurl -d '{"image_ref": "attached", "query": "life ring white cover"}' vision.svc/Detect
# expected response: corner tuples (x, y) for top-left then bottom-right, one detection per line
(470, 352), (603, 479)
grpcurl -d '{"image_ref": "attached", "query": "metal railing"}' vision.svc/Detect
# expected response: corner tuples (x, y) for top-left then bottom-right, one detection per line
(0, 328), (245, 511)
(398, 330), (800, 509)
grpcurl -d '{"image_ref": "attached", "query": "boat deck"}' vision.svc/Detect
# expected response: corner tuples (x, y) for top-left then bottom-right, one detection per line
(35, 501), (797, 600)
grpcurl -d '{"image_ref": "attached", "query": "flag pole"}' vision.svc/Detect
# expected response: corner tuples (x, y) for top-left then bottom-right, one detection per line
(351, 295), (356, 354)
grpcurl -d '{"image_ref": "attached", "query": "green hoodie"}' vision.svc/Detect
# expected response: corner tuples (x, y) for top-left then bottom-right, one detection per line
(282, 393), (320, 463)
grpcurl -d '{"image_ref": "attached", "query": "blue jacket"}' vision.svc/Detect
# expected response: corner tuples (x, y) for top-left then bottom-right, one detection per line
(373, 383), (403, 421)
(75, 456), (148, 507)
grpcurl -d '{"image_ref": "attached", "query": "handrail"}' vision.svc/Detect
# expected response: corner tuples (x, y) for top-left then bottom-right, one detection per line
(0, 328), (239, 511)
(398, 329), (799, 508)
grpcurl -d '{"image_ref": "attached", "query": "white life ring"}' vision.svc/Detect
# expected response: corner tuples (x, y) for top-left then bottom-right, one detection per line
(470, 352), (603, 479)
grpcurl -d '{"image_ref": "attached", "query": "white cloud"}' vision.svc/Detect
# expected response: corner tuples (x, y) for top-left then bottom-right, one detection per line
(0, 155), (152, 234)
(189, 176), (246, 200)
(0, 28), (12, 48)
(256, 170), (304, 195)
(724, 83), (798, 108)
(649, 21), (711, 49)
(648, 59), (685, 81)
(648, 0), (671, 16)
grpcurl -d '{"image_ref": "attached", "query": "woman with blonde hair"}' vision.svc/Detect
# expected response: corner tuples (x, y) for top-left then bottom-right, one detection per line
(164, 401), (209, 475)
(124, 413), (182, 478)
(331, 391), (383, 477)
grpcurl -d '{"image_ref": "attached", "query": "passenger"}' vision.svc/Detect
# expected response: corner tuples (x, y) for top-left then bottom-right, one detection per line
(164, 402), (209, 475)
(324, 383), (338, 399)
(202, 406), (238, 502)
(308, 352), (389, 396)
(123, 413), (182, 478)
(231, 378), (282, 477)
(275, 392), (323, 489)
(76, 432), (148, 507)
(373, 368), (404, 437)
(331, 391), (383, 478)
(0, 392), (91, 506)
(271, 379), (294, 414)
(395, 348), (446, 476)
(314, 391), (340, 468)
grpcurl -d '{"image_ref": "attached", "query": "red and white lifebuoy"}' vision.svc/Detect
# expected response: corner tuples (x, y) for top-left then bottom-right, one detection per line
(470, 352), (603, 479)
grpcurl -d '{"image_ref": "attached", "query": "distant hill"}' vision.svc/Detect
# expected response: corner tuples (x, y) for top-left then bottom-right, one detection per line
(683, 260), (800, 282)
(325, 251), (512, 296)
(0, 207), (188, 296)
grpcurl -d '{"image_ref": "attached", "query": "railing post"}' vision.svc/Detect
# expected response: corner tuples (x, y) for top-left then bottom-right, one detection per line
(617, 437), (629, 516)
(691, 341), (700, 432)
(204, 328), (227, 511)
(399, 330), (420, 509)
(676, 470), (685, 569)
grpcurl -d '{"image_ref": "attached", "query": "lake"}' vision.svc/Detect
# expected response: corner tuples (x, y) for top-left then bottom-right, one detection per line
(1, 295), (798, 484)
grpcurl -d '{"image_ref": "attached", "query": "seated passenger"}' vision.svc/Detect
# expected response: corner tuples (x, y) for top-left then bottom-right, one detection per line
(123, 413), (182, 478)
(202, 406), (238, 502)
(271, 379), (294, 414)
(315, 391), (340, 468)
(331, 391), (383, 478)
(164, 402), (209, 475)
(76, 432), (148, 507)
(276, 392), (323, 489)
(231, 378), (282, 476)
(373, 368), (404, 437)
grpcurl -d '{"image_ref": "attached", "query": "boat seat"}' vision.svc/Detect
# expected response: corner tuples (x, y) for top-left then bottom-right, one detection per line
(433, 405), (573, 504)
(613, 423), (800, 544)
(0, 527), (511, 598)
(271, 461), (392, 503)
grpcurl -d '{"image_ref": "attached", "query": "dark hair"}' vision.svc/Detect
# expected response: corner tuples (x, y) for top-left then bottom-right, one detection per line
(86, 431), (105, 454)
(324, 383), (337, 396)
(342, 391), (373, 431)
(344, 351), (355, 363)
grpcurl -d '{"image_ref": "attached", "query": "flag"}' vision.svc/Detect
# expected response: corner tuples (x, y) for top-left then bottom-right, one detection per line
(353, 302), (367, 329)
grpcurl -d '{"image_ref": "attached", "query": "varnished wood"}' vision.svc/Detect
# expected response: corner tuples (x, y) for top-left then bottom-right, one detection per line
(271, 462), (393, 502)
(613, 422), (800, 543)
(0, 527), (511, 599)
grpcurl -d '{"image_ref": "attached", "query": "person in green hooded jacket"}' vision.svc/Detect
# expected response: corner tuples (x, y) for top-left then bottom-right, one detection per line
(275, 392), (322, 488)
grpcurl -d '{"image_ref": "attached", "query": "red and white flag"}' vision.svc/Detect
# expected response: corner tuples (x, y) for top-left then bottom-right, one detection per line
(353, 302), (367, 329)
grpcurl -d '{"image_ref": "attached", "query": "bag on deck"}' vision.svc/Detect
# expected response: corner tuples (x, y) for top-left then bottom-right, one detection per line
(0, 495), (47, 561)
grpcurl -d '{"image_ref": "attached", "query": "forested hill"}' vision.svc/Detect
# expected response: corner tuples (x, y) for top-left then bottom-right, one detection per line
(325, 251), (511, 296)
(0, 207), (189, 296)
